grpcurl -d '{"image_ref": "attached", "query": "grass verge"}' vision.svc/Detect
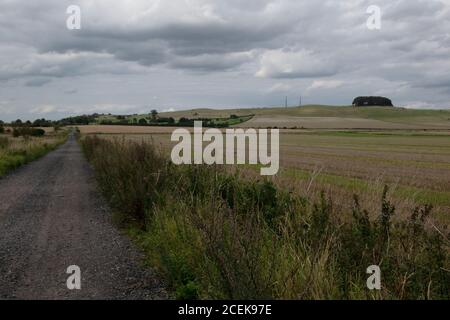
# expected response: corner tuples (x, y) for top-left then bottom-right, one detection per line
(0, 134), (68, 177)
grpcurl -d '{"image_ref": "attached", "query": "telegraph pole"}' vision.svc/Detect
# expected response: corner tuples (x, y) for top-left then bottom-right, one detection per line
(285, 96), (288, 108)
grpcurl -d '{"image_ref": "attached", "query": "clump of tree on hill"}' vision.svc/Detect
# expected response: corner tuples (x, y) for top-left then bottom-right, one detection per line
(3, 118), (58, 127)
(352, 96), (393, 107)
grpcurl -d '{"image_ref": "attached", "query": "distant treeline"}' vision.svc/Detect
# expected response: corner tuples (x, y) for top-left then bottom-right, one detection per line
(0, 115), (103, 127)
(100, 116), (177, 126)
(99, 113), (253, 128)
(100, 117), (238, 128)
(0, 123), (46, 137)
(0, 118), (55, 127)
(0, 115), (101, 126)
(0, 112), (254, 128)
(58, 114), (99, 125)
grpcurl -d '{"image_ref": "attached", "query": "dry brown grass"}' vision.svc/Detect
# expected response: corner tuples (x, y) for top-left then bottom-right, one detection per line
(0, 131), (68, 177)
(0, 134), (65, 157)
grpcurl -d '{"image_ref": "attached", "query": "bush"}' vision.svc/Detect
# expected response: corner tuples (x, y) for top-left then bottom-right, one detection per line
(12, 127), (46, 137)
(32, 128), (46, 136)
(12, 128), (20, 137)
(156, 117), (175, 124)
(0, 126), (4, 134)
(81, 136), (450, 300)
(0, 136), (9, 149)
(179, 117), (193, 124)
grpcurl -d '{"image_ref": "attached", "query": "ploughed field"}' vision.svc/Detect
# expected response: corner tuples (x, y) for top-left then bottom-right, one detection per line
(78, 125), (450, 226)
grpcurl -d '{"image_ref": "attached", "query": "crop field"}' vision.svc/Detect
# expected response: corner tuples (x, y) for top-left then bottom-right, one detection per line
(79, 105), (450, 131)
(79, 125), (450, 226)
(75, 107), (450, 299)
(240, 116), (419, 129)
(81, 134), (450, 299)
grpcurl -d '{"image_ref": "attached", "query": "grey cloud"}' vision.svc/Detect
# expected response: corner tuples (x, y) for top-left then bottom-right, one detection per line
(25, 78), (52, 87)
(1, 0), (450, 121)
(0, 0), (304, 75)
(169, 52), (254, 72)
(64, 89), (78, 95)
(256, 49), (340, 79)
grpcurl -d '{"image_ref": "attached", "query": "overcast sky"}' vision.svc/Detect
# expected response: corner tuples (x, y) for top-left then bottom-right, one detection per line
(1, 0), (450, 120)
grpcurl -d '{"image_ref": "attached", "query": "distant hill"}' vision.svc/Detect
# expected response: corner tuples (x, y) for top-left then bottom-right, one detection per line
(61, 105), (450, 130)
(159, 105), (450, 130)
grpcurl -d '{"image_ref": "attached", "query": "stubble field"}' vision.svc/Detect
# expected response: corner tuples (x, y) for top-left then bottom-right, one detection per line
(78, 124), (450, 226)
(77, 106), (450, 299)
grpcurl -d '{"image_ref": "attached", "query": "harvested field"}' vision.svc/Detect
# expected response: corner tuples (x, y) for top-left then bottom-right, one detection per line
(240, 116), (419, 129)
(80, 135), (450, 300)
(82, 127), (450, 225)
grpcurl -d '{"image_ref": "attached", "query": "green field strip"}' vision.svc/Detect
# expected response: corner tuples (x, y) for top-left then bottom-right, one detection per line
(243, 164), (450, 207)
(280, 149), (450, 170)
(279, 167), (450, 206)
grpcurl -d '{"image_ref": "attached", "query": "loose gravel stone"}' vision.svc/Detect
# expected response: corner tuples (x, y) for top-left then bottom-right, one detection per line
(0, 135), (167, 300)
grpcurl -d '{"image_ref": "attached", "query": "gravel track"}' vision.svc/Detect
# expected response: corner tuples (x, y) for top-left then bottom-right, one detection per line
(0, 135), (167, 300)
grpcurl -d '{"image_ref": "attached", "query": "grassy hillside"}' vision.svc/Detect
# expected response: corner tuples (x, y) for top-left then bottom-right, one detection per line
(159, 105), (450, 129)
(68, 105), (450, 130)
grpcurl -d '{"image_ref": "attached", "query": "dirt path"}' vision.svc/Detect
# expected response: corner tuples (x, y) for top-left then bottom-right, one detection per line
(0, 135), (167, 300)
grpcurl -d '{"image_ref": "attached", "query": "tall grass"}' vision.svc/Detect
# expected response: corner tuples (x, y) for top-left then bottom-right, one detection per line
(81, 135), (450, 300)
(0, 134), (67, 177)
(0, 136), (10, 149)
